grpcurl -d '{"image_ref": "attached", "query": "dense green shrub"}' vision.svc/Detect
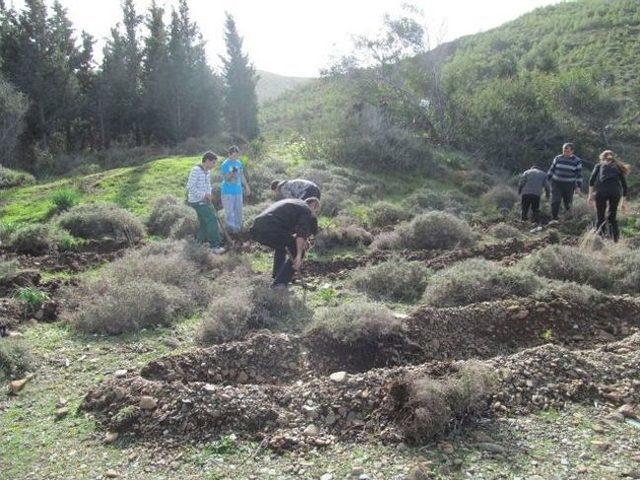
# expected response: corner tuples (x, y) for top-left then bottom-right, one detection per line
(488, 222), (523, 240)
(16, 286), (50, 316)
(314, 225), (373, 253)
(519, 245), (612, 290)
(147, 195), (197, 237)
(393, 212), (476, 251)
(0, 166), (35, 189)
(366, 201), (412, 229)
(58, 203), (145, 243)
(49, 188), (81, 215)
(349, 259), (430, 302)
(423, 258), (542, 307)
(0, 338), (34, 379)
(8, 224), (57, 255)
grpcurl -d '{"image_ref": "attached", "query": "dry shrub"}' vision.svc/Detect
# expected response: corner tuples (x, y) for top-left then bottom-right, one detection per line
(395, 212), (476, 251)
(520, 245), (612, 290)
(314, 226), (373, 253)
(349, 259), (430, 303)
(488, 222), (523, 240)
(607, 244), (640, 294)
(58, 203), (145, 243)
(533, 280), (604, 305)
(481, 185), (519, 211)
(198, 275), (311, 344)
(0, 166), (35, 189)
(9, 224), (58, 255)
(366, 201), (412, 229)
(305, 300), (403, 345)
(169, 215), (198, 240)
(147, 195), (196, 237)
(65, 240), (240, 334)
(423, 258), (542, 307)
(370, 230), (401, 251)
(0, 338), (34, 379)
(393, 362), (495, 443)
(403, 189), (470, 214)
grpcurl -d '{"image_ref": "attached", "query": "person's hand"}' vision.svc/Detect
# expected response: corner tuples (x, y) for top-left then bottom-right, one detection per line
(204, 193), (212, 202)
(621, 200), (629, 214)
(588, 194), (595, 204)
(245, 186), (251, 197)
(292, 256), (303, 271)
(575, 187), (582, 195)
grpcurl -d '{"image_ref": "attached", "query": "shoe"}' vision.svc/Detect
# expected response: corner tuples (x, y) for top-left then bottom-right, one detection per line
(547, 219), (559, 226)
(212, 246), (226, 255)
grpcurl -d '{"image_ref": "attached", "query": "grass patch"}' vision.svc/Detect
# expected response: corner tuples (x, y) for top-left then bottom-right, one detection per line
(0, 338), (34, 380)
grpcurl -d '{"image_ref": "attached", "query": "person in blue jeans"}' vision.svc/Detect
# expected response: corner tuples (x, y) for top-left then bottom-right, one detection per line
(220, 145), (251, 233)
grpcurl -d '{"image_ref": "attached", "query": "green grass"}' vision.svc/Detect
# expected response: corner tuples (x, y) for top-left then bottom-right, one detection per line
(0, 156), (197, 225)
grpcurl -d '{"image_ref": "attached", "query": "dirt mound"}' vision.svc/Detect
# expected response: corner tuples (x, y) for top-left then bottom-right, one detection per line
(82, 333), (640, 449)
(0, 269), (40, 296)
(141, 332), (303, 385)
(408, 295), (640, 361)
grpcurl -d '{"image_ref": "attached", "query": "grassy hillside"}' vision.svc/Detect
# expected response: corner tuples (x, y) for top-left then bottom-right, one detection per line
(256, 70), (313, 104)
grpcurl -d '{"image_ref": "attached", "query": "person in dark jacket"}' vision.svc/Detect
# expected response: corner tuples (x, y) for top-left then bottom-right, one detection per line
(250, 198), (321, 286)
(271, 179), (321, 201)
(547, 143), (583, 222)
(588, 150), (629, 242)
(518, 164), (550, 224)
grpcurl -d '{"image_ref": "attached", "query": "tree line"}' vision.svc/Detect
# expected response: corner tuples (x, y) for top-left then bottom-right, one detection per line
(0, 0), (259, 171)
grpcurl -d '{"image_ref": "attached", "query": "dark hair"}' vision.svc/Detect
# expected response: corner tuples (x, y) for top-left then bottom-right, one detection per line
(202, 151), (217, 163)
(562, 143), (575, 152)
(271, 180), (280, 191)
(227, 145), (240, 155)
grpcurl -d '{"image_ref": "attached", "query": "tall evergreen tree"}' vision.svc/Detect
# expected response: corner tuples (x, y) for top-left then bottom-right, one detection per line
(221, 13), (259, 141)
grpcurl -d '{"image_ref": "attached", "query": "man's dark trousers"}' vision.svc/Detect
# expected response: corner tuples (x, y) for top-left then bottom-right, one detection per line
(550, 181), (575, 220)
(521, 194), (541, 223)
(250, 228), (297, 285)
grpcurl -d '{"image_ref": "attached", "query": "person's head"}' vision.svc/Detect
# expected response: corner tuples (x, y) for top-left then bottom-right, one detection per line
(202, 151), (217, 170)
(600, 150), (630, 176)
(305, 197), (321, 216)
(227, 145), (240, 159)
(562, 143), (575, 156)
(271, 180), (282, 198)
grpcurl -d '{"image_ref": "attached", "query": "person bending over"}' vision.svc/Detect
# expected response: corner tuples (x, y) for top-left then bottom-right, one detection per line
(186, 151), (226, 254)
(271, 178), (321, 201)
(249, 198), (321, 287)
(518, 163), (550, 224)
(588, 150), (629, 242)
(547, 142), (583, 223)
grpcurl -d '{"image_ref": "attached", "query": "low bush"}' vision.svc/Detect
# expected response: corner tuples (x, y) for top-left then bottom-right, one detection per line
(423, 258), (542, 307)
(169, 216), (199, 240)
(58, 203), (145, 243)
(349, 259), (430, 303)
(461, 180), (490, 197)
(488, 222), (523, 240)
(370, 230), (401, 251)
(0, 166), (35, 189)
(481, 185), (519, 211)
(533, 280), (605, 305)
(198, 275), (311, 344)
(519, 245), (612, 290)
(8, 224), (57, 255)
(366, 201), (412, 229)
(0, 259), (20, 281)
(394, 212), (476, 251)
(0, 338), (34, 379)
(64, 240), (238, 334)
(314, 225), (373, 253)
(392, 362), (495, 443)
(16, 286), (50, 316)
(560, 198), (593, 235)
(305, 300), (403, 345)
(608, 245), (640, 294)
(49, 188), (81, 215)
(147, 195), (197, 237)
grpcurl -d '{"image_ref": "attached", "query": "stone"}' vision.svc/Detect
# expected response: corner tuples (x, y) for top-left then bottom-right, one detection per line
(320, 474), (334, 480)
(303, 424), (319, 436)
(105, 470), (121, 478)
(329, 371), (347, 383)
(139, 396), (158, 410)
(237, 371), (250, 383)
(105, 431), (119, 444)
(476, 442), (505, 454)
(8, 374), (33, 394)
(350, 467), (364, 477)
(114, 369), (128, 378)
(618, 404), (637, 419)
(54, 407), (70, 420)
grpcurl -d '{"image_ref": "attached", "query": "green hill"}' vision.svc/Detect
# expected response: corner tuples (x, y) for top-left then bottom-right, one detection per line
(256, 70), (313, 104)
(261, 0), (640, 167)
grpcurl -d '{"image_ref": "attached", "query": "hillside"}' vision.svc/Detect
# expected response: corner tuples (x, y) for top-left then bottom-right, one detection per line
(260, 0), (640, 165)
(256, 70), (313, 104)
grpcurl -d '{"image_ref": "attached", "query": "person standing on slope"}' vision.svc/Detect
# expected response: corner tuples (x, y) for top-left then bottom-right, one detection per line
(518, 163), (550, 224)
(588, 150), (629, 242)
(249, 198), (320, 287)
(220, 145), (251, 234)
(186, 151), (226, 254)
(271, 178), (321, 201)
(547, 142), (583, 223)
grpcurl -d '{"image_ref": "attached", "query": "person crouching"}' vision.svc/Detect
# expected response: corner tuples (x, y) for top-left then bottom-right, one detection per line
(518, 163), (550, 224)
(249, 198), (320, 287)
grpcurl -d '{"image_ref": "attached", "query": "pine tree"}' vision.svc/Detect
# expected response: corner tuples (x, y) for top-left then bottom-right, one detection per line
(221, 13), (259, 141)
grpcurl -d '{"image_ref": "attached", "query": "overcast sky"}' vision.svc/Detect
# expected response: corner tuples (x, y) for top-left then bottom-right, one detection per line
(11, 0), (562, 77)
